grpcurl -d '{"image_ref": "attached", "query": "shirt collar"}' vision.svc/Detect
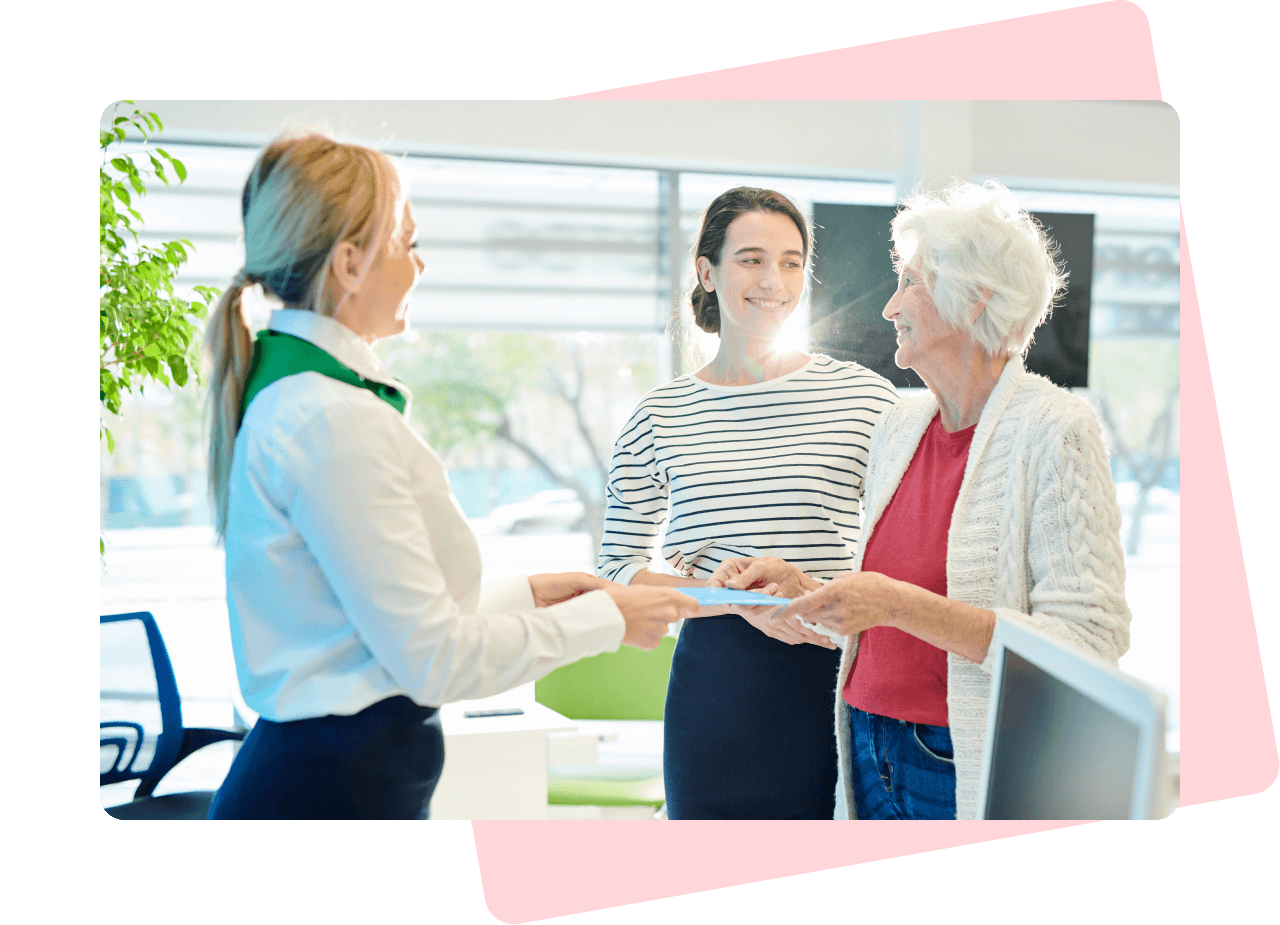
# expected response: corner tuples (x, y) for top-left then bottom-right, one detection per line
(266, 310), (403, 389)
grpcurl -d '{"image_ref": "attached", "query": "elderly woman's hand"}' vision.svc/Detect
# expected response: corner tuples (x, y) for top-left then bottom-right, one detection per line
(773, 572), (899, 637)
(708, 557), (835, 649)
(775, 572), (997, 664)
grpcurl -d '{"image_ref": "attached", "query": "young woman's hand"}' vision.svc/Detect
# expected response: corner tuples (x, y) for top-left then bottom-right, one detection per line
(707, 556), (823, 599)
(705, 557), (835, 648)
(739, 604), (838, 649)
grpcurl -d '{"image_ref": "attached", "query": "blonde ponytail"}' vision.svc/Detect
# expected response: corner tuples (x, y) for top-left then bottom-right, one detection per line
(205, 277), (255, 538)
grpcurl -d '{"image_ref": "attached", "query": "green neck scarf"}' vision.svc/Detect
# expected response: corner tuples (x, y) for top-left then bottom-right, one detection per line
(239, 330), (408, 425)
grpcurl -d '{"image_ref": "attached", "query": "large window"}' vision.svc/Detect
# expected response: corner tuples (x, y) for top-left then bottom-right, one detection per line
(100, 146), (900, 537)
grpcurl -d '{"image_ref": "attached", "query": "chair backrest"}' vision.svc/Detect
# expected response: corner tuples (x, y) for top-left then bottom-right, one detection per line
(535, 635), (676, 721)
(100, 612), (184, 786)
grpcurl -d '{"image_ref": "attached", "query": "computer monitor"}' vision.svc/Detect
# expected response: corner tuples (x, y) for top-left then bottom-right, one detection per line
(976, 619), (1169, 820)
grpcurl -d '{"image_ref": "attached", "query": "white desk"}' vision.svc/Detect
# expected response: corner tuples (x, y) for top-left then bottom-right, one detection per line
(429, 684), (576, 820)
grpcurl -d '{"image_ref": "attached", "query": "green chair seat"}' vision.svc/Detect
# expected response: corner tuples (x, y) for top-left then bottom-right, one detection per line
(547, 765), (665, 807)
(536, 636), (675, 721)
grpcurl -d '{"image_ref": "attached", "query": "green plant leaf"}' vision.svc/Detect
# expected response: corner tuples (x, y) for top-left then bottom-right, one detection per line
(100, 105), (213, 444)
(168, 356), (189, 386)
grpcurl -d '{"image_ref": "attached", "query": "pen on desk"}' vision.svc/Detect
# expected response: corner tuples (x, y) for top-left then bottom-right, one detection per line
(463, 708), (525, 718)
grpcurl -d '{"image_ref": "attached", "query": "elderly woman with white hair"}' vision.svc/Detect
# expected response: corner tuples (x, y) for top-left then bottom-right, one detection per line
(713, 180), (1131, 820)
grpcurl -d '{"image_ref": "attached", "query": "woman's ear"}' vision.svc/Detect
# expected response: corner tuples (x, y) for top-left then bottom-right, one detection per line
(329, 241), (363, 296)
(969, 287), (994, 324)
(695, 255), (714, 292)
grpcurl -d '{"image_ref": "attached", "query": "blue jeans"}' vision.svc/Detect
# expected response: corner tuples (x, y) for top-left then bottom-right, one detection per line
(848, 707), (957, 820)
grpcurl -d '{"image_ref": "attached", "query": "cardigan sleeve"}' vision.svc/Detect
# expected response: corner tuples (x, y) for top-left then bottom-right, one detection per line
(980, 399), (1132, 672)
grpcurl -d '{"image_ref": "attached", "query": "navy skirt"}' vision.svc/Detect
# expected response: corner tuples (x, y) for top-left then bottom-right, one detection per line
(208, 695), (444, 820)
(663, 615), (842, 819)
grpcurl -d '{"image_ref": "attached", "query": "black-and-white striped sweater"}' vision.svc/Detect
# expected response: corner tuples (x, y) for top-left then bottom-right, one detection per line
(598, 355), (899, 584)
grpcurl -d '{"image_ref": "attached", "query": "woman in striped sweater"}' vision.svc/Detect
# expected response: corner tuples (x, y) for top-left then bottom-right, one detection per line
(597, 188), (899, 819)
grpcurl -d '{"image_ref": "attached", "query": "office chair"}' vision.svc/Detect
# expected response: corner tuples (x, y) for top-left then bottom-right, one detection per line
(535, 635), (675, 816)
(101, 611), (244, 819)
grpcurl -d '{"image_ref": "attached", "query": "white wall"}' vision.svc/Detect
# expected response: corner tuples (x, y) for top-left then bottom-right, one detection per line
(115, 100), (1177, 192)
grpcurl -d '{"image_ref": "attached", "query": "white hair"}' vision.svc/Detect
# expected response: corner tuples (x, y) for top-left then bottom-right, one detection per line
(891, 179), (1068, 357)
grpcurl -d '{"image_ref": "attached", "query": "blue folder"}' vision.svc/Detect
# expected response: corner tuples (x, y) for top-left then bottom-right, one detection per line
(677, 587), (792, 607)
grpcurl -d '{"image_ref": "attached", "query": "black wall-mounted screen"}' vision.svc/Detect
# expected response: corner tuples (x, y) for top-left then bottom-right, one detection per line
(808, 204), (1094, 389)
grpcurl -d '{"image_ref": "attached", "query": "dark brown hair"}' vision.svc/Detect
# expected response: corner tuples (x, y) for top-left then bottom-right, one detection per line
(689, 187), (812, 334)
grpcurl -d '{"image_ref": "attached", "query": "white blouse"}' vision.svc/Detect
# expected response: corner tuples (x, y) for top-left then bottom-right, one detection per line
(224, 310), (624, 722)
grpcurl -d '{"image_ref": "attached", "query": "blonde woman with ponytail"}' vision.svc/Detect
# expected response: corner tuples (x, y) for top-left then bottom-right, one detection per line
(205, 135), (695, 820)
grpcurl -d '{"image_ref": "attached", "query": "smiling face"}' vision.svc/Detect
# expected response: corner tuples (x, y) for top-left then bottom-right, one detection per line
(882, 263), (969, 375)
(696, 210), (806, 340)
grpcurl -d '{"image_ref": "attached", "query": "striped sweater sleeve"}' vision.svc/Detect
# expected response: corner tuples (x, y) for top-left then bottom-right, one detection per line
(597, 401), (668, 584)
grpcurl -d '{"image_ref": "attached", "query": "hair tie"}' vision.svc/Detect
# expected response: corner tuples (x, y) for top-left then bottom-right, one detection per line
(233, 269), (260, 288)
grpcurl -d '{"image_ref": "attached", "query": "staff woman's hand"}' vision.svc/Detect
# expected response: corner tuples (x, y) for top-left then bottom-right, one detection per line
(602, 585), (700, 650)
(528, 572), (609, 607)
(708, 557), (835, 649)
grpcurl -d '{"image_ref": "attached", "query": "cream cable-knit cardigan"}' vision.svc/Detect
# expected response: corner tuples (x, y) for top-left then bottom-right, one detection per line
(834, 357), (1132, 820)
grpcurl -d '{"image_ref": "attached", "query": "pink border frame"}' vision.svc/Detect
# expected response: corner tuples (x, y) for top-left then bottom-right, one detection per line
(472, 3), (1277, 920)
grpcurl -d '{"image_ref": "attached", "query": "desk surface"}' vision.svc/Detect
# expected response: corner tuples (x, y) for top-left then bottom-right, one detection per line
(439, 686), (576, 738)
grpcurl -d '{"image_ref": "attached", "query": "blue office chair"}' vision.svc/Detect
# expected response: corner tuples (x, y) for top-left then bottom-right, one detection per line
(101, 611), (244, 819)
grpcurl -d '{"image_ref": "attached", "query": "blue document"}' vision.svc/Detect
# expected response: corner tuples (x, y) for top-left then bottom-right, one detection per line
(678, 587), (792, 607)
